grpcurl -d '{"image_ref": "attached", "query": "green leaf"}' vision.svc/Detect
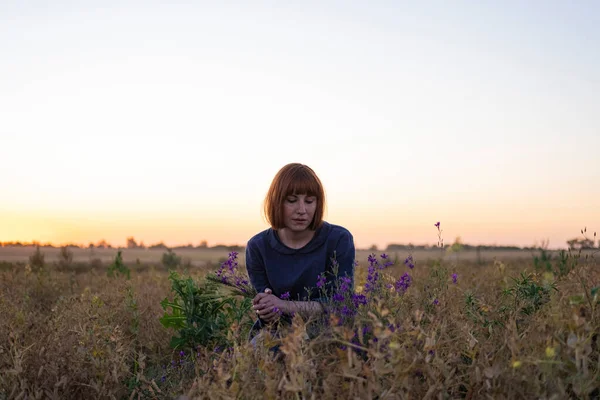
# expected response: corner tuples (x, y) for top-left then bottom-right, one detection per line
(160, 297), (184, 311)
(569, 294), (586, 305)
(159, 309), (186, 329)
(169, 336), (187, 349)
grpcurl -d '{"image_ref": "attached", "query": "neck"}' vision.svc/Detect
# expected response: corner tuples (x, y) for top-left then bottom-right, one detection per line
(277, 228), (316, 249)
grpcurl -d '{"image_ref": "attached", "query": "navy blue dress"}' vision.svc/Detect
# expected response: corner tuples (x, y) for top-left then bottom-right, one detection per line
(245, 221), (355, 338)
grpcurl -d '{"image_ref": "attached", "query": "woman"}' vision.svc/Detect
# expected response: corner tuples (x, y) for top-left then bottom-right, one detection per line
(245, 163), (355, 338)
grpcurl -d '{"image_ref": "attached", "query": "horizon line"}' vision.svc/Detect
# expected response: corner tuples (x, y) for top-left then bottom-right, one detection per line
(1, 239), (594, 252)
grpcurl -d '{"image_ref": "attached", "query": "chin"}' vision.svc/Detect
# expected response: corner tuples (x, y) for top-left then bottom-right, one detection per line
(286, 224), (310, 232)
(289, 226), (309, 232)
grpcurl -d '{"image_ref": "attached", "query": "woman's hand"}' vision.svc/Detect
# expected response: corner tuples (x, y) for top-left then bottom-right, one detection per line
(253, 289), (287, 322)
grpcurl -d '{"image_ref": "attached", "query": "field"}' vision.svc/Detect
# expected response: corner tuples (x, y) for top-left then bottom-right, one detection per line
(0, 246), (598, 399)
(0, 246), (542, 266)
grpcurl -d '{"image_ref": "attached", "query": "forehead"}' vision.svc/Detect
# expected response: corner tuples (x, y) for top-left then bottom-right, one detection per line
(284, 176), (320, 197)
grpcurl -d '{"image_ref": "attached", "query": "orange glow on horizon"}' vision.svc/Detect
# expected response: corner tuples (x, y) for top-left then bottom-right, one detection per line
(1, 204), (596, 250)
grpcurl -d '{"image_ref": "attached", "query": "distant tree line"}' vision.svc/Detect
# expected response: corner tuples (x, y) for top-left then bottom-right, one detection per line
(383, 243), (531, 251)
(0, 238), (244, 252)
(1, 236), (596, 252)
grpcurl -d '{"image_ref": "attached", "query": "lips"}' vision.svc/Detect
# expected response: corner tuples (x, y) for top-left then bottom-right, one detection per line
(292, 219), (307, 223)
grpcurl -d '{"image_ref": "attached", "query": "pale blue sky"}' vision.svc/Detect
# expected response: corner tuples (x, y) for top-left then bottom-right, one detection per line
(0, 1), (598, 249)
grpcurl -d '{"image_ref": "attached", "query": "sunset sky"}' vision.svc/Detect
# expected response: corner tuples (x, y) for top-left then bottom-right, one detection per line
(1, 1), (598, 250)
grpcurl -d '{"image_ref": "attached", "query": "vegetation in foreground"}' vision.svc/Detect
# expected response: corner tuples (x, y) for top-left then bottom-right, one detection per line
(0, 228), (598, 399)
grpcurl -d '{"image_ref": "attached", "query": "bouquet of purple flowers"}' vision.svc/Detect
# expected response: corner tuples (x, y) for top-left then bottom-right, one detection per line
(205, 251), (257, 298)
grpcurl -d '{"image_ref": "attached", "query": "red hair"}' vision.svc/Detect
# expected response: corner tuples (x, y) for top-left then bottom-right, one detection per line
(263, 163), (326, 230)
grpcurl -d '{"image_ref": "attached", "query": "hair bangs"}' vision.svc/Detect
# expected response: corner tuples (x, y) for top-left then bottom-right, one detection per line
(285, 170), (321, 198)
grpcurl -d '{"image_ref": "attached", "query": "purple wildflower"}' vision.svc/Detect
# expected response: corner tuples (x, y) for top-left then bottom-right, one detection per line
(365, 264), (379, 293)
(333, 293), (345, 302)
(434, 222), (440, 228)
(280, 291), (291, 300)
(404, 255), (415, 269)
(380, 253), (394, 267)
(395, 272), (412, 293)
(341, 305), (354, 317)
(316, 274), (326, 289)
(452, 273), (458, 284)
(212, 251), (255, 294)
(339, 276), (352, 292)
(433, 298), (439, 305)
(352, 293), (367, 307)
(272, 307), (280, 314)
(367, 254), (378, 266)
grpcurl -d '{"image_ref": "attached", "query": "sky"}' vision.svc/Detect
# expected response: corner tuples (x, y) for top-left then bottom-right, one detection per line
(0, 1), (599, 250)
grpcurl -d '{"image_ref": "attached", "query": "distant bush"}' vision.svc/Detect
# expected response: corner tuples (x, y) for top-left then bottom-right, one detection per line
(58, 246), (74, 270)
(29, 246), (45, 272)
(90, 257), (103, 269)
(149, 242), (169, 250)
(107, 251), (131, 280)
(162, 249), (182, 269)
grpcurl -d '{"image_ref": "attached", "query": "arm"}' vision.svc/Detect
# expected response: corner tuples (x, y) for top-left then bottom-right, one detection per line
(284, 300), (325, 316)
(254, 295), (325, 321)
(245, 242), (271, 294)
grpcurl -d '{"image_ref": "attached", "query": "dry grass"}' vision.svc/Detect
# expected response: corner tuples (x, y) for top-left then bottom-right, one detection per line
(0, 249), (598, 399)
(0, 246), (547, 265)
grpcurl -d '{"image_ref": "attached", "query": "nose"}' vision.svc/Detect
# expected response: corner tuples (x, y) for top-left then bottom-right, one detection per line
(297, 201), (307, 214)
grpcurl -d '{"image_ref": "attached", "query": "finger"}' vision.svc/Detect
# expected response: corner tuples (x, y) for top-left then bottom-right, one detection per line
(264, 288), (272, 294)
(258, 304), (280, 317)
(254, 301), (273, 312)
(253, 293), (269, 304)
(257, 303), (276, 315)
(257, 294), (275, 306)
(253, 293), (268, 302)
(261, 309), (280, 321)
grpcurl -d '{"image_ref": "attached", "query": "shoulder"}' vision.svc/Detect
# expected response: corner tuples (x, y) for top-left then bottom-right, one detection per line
(247, 228), (271, 249)
(323, 222), (354, 241)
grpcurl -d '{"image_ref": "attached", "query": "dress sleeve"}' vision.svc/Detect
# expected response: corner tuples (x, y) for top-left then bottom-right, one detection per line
(245, 241), (270, 294)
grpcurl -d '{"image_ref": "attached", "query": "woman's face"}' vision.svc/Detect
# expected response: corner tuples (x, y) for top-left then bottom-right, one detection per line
(282, 193), (317, 232)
